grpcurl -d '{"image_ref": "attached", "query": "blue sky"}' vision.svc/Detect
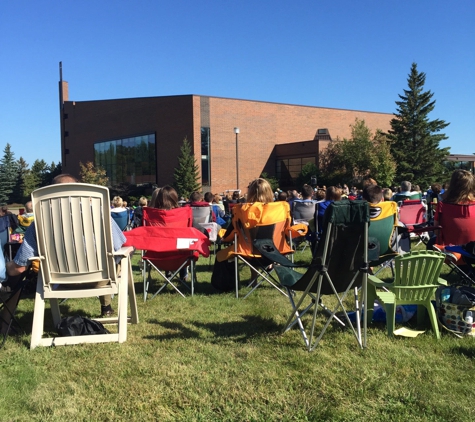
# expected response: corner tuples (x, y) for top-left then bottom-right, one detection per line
(1, 1), (474, 167)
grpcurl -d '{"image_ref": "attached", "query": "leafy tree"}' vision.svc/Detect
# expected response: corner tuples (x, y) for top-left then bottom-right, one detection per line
(260, 172), (280, 192)
(173, 137), (200, 199)
(0, 143), (19, 204)
(79, 161), (109, 186)
(319, 119), (396, 187)
(295, 162), (319, 190)
(388, 63), (450, 187)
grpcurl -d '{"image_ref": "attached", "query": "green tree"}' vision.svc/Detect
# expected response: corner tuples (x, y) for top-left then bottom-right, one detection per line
(30, 159), (49, 187)
(0, 143), (19, 204)
(11, 157), (29, 204)
(173, 137), (200, 199)
(388, 63), (450, 187)
(260, 172), (279, 192)
(79, 161), (109, 186)
(319, 119), (396, 187)
(295, 162), (319, 189)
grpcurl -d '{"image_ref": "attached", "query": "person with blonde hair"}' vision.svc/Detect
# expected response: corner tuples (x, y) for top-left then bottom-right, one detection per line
(247, 178), (274, 204)
(111, 196), (126, 210)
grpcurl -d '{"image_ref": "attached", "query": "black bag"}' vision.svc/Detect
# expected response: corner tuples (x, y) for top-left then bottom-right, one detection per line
(56, 315), (110, 336)
(211, 259), (238, 292)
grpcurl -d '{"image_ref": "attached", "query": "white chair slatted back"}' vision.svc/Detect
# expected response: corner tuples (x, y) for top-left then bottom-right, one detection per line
(33, 184), (116, 287)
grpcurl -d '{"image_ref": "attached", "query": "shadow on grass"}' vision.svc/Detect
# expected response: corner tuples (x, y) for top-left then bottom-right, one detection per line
(448, 345), (475, 358)
(144, 315), (281, 342)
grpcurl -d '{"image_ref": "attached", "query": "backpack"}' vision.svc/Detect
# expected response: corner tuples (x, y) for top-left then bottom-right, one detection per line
(56, 315), (110, 336)
(211, 259), (238, 293)
(436, 285), (475, 337)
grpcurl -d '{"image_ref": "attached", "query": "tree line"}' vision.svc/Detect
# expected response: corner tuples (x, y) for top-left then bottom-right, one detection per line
(0, 144), (62, 205)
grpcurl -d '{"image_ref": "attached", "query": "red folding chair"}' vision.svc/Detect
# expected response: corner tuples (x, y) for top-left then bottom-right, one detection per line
(125, 224), (210, 300)
(433, 202), (475, 285)
(397, 199), (429, 246)
(135, 207), (203, 300)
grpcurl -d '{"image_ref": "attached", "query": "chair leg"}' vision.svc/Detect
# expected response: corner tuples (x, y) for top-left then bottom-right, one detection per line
(426, 302), (441, 339)
(127, 261), (139, 324)
(30, 277), (46, 350)
(118, 257), (129, 343)
(385, 303), (396, 337)
(50, 298), (61, 327)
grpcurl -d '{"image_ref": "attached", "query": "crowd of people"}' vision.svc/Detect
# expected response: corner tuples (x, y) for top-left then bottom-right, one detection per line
(2, 169), (474, 338)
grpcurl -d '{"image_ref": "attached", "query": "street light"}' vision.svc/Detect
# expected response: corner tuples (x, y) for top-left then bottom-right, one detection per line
(234, 127), (240, 190)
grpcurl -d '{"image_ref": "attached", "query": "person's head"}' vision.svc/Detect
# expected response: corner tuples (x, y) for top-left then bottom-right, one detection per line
(213, 194), (222, 204)
(25, 201), (33, 213)
(277, 191), (288, 201)
(325, 186), (342, 201)
(138, 196), (148, 207)
(362, 185), (383, 204)
(204, 192), (214, 203)
(382, 188), (393, 201)
(232, 191), (240, 200)
(301, 184), (314, 200)
(413, 185), (420, 192)
(150, 187), (161, 207)
(190, 191), (203, 203)
(291, 190), (299, 199)
(362, 177), (377, 188)
(443, 170), (475, 204)
(401, 181), (412, 192)
(112, 196), (123, 208)
(247, 178), (274, 203)
(431, 183), (442, 196)
(315, 189), (326, 201)
(122, 200), (127, 207)
(52, 174), (78, 184)
(154, 185), (179, 210)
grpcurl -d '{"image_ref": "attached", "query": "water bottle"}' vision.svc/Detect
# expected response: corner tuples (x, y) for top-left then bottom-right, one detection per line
(465, 311), (473, 325)
(440, 288), (451, 303)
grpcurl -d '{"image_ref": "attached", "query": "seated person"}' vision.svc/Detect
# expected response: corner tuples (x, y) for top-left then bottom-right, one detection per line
(186, 191), (215, 222)
(205, 192), (228, 227)
(1, 174), (127, 334)
(382, 188), (393, 202)
(277, 191), (288, 202)
(110, 196), (128, 231)
(431, 170), (475, 248)
(16, 201), (34, 234)
(362, 184), (383, 206)
(392, 181), (419, 200)
(317, 186), (342, 233)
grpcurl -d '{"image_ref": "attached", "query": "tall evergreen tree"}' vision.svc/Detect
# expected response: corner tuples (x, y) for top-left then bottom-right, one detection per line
(173, 137), (200, 199)
(0, 143), (19, 204)
(388, 63), (450, 187)
(11, 157), (29, 204)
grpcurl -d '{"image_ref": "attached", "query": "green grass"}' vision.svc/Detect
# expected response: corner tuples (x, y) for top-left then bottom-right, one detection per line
(1, 245), (474, 421)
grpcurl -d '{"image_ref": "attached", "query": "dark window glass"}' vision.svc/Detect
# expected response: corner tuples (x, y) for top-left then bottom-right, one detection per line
(94, 134), (156, 185)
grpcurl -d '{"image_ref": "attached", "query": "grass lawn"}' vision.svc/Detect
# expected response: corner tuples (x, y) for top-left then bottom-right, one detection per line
(1, 245), (474, 421)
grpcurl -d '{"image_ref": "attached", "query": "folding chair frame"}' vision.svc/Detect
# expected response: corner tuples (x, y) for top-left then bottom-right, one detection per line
(282, 218), (369, 351)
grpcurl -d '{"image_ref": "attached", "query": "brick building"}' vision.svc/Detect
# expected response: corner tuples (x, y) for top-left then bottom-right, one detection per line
(60, 82), (392, 193)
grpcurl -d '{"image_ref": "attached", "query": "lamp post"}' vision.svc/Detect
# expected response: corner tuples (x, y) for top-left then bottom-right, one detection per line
(234, 127), (240, 190)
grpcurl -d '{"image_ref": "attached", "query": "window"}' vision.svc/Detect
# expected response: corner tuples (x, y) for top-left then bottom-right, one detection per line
(275, 157), (316, 186)
(201, 127), (210, 186)
(94, 134), (156, 185)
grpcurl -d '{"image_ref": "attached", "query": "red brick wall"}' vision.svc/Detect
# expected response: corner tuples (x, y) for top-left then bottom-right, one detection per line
(206, 97), (391, 193)
(61, 94), (392, 194)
